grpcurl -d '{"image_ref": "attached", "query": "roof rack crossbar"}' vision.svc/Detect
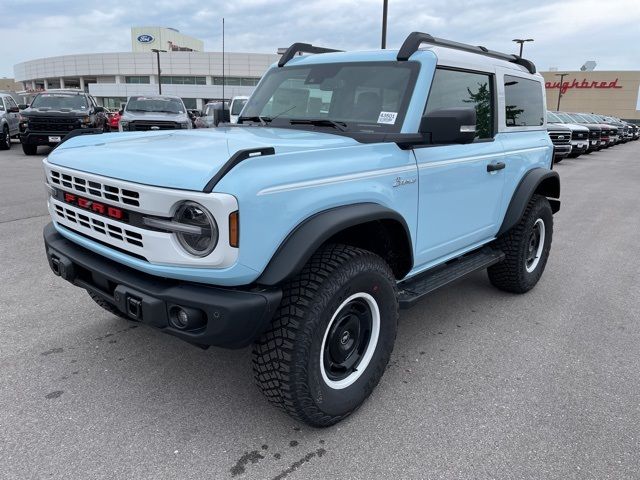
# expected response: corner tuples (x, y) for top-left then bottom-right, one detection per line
(397, 32), (536, 74)
(278, 42), (343, 67)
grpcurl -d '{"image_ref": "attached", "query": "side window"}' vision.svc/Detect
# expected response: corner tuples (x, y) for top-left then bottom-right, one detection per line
(0, 98), (5, 111)
(503, 75), (544, 127)
(7, 97), (18, 109)
(425, 68), (494, 139)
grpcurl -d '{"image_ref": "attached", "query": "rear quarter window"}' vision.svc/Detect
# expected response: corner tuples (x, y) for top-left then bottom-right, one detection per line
(503, 75), (544, 127)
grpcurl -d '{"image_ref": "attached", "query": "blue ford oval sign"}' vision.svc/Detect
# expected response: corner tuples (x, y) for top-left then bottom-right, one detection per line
(137, 34), (155, 44)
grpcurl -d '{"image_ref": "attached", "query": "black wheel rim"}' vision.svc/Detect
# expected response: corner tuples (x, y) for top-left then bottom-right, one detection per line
(323, 298), (373, 382)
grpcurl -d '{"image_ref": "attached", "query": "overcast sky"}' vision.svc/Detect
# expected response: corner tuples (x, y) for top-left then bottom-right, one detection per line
(2, 0), (639, 78)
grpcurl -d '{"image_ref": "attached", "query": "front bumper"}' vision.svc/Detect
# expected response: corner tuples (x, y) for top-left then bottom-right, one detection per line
(21, 128), (102, 147)
(553, 144), (572, 158)
(43, 223), (282, 348)
(571, 140), (588, 153)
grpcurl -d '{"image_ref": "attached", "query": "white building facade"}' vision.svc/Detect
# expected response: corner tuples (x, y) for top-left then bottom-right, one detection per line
(14, 50), (279, 110)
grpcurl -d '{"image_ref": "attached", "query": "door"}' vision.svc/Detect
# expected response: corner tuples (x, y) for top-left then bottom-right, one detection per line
(4, 97), (20, 135)
(413, 67), (506, 267)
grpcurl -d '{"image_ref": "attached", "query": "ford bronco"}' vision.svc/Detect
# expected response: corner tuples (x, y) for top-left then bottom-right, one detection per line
(42, 32), (560, 427)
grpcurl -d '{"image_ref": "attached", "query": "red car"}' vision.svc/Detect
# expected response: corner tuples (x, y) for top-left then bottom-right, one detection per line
(107, 111), (120, 131)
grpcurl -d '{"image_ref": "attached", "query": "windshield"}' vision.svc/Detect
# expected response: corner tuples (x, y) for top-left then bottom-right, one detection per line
(240, 62), (419, 133)
(231, 98), (247, 115)
(126, 96), (185, 114)
(31, 93), (88, 110)
(546, 111), (562, 123)
(555, 112), (575, 123)
(580, 113), (600, 123)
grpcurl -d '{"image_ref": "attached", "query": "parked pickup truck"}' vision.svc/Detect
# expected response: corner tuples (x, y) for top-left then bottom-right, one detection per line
(0, 92), (21, 150)
(19, 90), (107, 155)
(42, 32), (559, 426)
(119, 95), (192, 132)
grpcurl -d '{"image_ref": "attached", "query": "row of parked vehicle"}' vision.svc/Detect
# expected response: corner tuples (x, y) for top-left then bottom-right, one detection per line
(546, 111), (639, 162)
(0, 89), (248, 154)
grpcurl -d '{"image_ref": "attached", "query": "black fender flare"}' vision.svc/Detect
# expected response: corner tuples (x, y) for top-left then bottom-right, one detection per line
(498, 168), (560, 236)
(257, 203), (413, 286)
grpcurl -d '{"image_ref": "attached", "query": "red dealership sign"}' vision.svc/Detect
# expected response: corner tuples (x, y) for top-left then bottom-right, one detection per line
(545, 78), (623, 94)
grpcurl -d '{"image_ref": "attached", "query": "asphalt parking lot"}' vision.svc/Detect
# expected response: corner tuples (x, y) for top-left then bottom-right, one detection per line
(1, 140), (639, 480)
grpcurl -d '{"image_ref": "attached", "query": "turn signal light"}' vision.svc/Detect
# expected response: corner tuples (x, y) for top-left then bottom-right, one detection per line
(229, 211), (239, 248)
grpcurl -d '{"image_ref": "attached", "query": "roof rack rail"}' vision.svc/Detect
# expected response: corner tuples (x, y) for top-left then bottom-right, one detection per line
(278, 42), (343, 67)
(397, 32), (536, 74)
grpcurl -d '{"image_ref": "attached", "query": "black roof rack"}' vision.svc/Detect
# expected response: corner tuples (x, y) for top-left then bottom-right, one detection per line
(278, 42), (343, 67)
(397, 32), (536, 74)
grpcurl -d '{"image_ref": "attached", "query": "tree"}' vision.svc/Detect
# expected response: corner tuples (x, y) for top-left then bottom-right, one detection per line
(463, 82), (491, 138)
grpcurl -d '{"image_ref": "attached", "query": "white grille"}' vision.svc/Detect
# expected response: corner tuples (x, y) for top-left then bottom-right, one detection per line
(53, 202), (144, 248)
(49, 170), (140, 207)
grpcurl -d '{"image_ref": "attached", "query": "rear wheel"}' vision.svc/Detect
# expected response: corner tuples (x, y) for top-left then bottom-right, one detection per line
(0, 126), (10, 150)
(22, 143), (37, 155)
(488, 194), (553, 293)
(252, 244), (398, 427)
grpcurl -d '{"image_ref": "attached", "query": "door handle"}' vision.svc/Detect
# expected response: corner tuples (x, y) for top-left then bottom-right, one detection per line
(487, 162), (506, 172)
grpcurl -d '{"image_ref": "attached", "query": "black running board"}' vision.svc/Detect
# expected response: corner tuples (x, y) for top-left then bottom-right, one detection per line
(398, 247), (505, 309)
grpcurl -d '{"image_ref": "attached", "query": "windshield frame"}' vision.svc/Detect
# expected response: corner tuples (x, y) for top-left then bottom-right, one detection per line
(239, 61), (421, 135)
(125, 96), (186, 114)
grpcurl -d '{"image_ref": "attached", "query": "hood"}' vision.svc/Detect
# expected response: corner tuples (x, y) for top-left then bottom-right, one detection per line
(22, 108), (88, 118)
(46, 127), (359, 191)
(121, 110), (189, 122)
(549, 122), (588, 132)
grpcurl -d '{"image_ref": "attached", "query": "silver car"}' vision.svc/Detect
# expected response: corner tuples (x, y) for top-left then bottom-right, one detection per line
(119, 95), (192, 132)
(0, 93), (21, 150)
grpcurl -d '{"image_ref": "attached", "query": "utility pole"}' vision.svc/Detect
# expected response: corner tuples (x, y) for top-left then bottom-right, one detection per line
(381, 0), (388, 49)
(151, 49), (166, 94)
(555, 73), (568, 111)
(512, 38), (533, 57)
(222, 17), (225, 105)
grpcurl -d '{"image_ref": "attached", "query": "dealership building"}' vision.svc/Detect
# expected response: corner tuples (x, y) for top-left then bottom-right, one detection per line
(541, 70), (640, 122)
(13, 27), (279, 110)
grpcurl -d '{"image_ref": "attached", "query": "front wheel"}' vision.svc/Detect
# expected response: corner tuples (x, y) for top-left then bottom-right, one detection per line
(488, 194), (553, 293)
(22, 143), (37, 155)
(0, 126), (10, 150)
(252, 244), (398, 427)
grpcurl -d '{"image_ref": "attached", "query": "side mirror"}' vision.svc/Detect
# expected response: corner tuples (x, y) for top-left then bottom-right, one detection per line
(212, 107), (230, 127)
(8, 106), (20, 113)
(18, 104), (28, 110)
(118, 109), (124, 115)
(420, 107), (477, 144)
(94, 106), (105, 113)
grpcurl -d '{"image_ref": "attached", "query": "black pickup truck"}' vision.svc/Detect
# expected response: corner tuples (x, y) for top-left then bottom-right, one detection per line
(19, 90), (107, 155)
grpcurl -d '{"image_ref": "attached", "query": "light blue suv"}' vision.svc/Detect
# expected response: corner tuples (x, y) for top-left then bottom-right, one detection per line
(42, 32), (560, 426)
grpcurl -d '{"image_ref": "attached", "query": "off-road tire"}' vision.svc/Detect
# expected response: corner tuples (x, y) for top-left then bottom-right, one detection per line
(88, 291), (128, 319)
(0, 126), (10, 150)
(22, 143), (37, 155)
(252, 244), (398, 427)
(488, 194), (553, 293)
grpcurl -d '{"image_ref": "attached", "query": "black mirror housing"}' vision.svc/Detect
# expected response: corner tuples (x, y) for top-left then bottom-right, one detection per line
(8, 106), (20, 113)
(420, 107), (477, 145)
(94, 106), (105, 113)
(18, 104), (28, 110)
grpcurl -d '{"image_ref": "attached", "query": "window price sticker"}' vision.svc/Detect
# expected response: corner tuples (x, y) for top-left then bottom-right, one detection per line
(377, 111), (398, 124)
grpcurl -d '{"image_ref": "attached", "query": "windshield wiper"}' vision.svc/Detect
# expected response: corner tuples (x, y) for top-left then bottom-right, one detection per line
(238, 115), (271, 126)
(288, 119), (348, 132)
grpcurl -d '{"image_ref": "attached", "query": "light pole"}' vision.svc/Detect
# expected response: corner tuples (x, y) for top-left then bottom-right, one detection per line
(512, 38), (533, 57)
(151, 49), (166, 95)
(555, 73), (568, 111)
(381, 0), (388, 49)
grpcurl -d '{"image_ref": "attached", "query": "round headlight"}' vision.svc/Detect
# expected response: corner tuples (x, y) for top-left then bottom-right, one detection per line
(173, 201), (218, 257)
